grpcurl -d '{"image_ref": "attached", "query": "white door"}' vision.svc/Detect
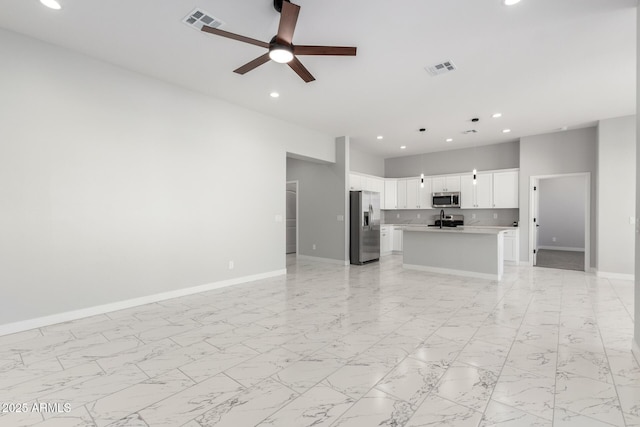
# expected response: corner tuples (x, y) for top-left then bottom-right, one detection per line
(286, 183), (297, 254)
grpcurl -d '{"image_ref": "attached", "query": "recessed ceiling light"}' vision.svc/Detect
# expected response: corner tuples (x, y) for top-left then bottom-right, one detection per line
(400, 146), (407, 150)
(446, 138), (453, 142)
(504, 0), (521, 5)
(270, 92), (280, 98)
(40, 0), (61, 9)
(492, 113), (503, 118)
(377, 136), (383, 140)
(502, 129), (511, 133)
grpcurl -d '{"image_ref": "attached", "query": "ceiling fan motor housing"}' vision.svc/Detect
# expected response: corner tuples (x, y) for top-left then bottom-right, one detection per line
(273, 0), (291, 13)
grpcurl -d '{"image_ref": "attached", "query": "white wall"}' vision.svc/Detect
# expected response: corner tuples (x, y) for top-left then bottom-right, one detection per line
(538, 176), (586, 250)
(0, 29), (335, 328)
(597, 116), (636, 277)
(519, 127), (598, 266)
(635, 4), (640, 360)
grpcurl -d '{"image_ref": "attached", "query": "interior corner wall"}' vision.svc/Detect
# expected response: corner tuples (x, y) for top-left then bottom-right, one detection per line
(0, 29), (335, 328)
(350, 144), (385, 176)
(538, 176), (586, 250)
(634, 4), (640, 361)
(286, 142), (349, 262)
(518, 127), (598, 266)
(598, 115), (636, 277)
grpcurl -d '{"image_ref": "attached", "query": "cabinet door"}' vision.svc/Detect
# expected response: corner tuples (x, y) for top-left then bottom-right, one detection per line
(392, 227), (403, 252)
(418, 177), (432, 208)
(493, 171), (519, 208)
(380, 226), (391, 254)
(503, 236), (515, 261)
(475, 173), (493, 208)
(406, 179), (419, 209)
(460, 174), (475, 209)
(445, 175), (461, 192)
(349, 174), (362, 191)
(397, 180), (408, 209)
(431, 176), (446, 193)
(384, 179), (397, 209)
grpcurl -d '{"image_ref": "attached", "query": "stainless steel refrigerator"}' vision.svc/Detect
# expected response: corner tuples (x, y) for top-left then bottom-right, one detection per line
(350, 191), (380, 265)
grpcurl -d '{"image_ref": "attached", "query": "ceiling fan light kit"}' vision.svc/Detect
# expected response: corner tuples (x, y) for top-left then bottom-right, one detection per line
(201, 0), (357, 82)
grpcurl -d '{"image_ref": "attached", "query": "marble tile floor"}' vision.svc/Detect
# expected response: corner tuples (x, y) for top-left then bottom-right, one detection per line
(0, 255), (637, 427)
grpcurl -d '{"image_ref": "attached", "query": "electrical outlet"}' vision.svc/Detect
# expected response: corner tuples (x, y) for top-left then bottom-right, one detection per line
(312, 244), (316, 250)
(417, 213), (421, 219)
(397, 213), (400, 219)
(471, 214), (476, 219)
(552, 237), (557, 242)
(493, 213), (498, 219)
(228, 261), (234, 270)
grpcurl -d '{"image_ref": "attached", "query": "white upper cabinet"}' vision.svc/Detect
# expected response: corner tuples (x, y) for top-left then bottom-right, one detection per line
(406, 179), (419, 209)
(396, 179), (408, 209)
(384, 179), (397, 209)
(432, 175), (461, 193)
(349, 173), (362, 191)
(418, 177), (432, 209)
(460, 173), (491, 208)
(475, 173), (493, 208)
(493, 170), (519, 208)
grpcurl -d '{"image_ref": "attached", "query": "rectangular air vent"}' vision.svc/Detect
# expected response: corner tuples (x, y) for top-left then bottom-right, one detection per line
(426, 60), (457, 76)
(183, 8), (224, 31)
(463, 129), (478, 134)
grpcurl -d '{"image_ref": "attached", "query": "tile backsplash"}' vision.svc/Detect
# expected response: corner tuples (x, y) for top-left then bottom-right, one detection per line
(382, 208), (519, 227)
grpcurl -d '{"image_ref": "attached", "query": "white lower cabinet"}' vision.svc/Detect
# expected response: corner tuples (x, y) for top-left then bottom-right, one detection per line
(392, 226), (403, 252)
(380, 226), (392, 255)
(503, 229), (519, 263)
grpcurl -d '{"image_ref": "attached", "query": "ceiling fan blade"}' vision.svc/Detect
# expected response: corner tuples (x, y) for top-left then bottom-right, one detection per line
(288, 57), (315, 83)
(201, 26), (269, 49)
(276, 1), (300, 45)
(294, 45), (357, 56)
(233, 53), (271, 75)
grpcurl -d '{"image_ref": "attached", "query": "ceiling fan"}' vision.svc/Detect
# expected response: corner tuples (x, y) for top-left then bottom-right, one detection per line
(201, 0), (357, 83)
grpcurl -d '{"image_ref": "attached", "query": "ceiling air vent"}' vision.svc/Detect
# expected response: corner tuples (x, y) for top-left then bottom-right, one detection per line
(183, 8), (224, 31)
(426, 60), (457, 76)
(463, 129), (478, 134)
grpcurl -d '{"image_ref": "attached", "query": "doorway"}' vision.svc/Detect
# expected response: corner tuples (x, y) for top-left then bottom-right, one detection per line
(286, 181), (298, 254)
(529, 173), (590, 272)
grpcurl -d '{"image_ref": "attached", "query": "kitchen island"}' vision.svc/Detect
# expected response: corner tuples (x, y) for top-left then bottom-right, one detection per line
(401, 225), (512, 281)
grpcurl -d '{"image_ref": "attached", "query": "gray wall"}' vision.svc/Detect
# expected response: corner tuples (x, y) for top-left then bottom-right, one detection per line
(350, 144), (385, 176)
(519, 127), (598, 266)
(598, 116), (636, 276)
(0, 29), (335, 327)
(286, 144), (348, 262)
(538, 176), (586, 250)
(635, 4), (640, 356)
(385, 141), (519, 178)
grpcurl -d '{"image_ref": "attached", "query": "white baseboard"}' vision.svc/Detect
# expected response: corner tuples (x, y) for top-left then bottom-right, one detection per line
(296, 254), (349, 265)
(403, 263), (500, 281)
(537, 246), (585, 252)
(0, 269), (286, 337)
(595, 271), (635, 281)
(633, 340), (640, 366)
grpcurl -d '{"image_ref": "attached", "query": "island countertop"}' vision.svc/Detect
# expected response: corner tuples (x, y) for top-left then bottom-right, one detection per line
(400, 225), (513, 235)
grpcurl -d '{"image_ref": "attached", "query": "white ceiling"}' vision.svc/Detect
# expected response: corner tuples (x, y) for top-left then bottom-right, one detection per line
(0, 0), (636, 158)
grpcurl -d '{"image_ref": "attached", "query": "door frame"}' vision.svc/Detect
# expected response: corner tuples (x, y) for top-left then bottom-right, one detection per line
(286, 180), (299, 255)
(528, 172), (591, 272)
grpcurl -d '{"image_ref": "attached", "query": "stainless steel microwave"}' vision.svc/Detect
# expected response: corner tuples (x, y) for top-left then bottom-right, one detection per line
(432, 192), (460, 208)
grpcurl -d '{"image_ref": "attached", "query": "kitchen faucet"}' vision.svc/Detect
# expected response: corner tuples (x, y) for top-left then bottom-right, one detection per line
(440, 209), (445, 229)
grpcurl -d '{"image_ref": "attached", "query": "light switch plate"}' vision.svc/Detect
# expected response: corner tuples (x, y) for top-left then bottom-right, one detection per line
(275, 215), (283, 222)
(337, 215), (344, 221)
(630, 216), (636, 225)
